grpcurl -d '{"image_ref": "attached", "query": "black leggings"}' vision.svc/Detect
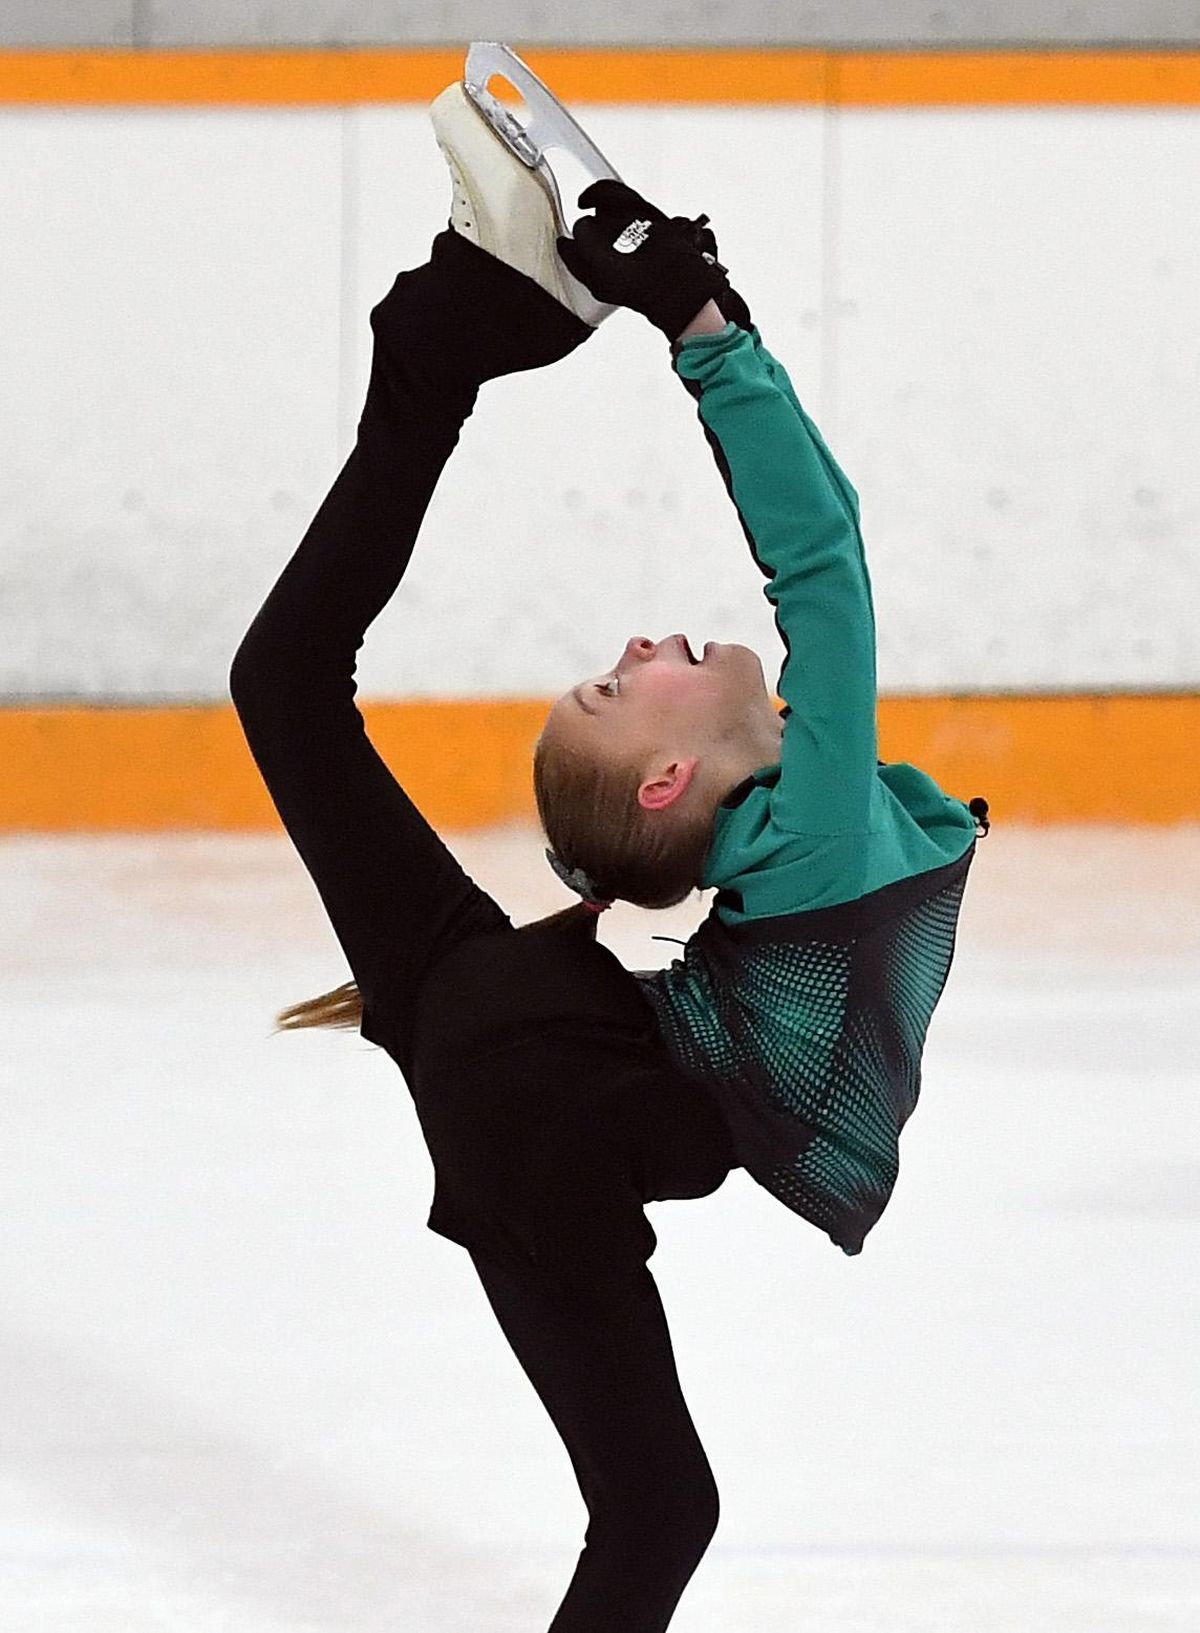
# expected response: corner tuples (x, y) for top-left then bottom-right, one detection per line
(231, 231), (719, 1629)
(471, 1250), (718, 1632)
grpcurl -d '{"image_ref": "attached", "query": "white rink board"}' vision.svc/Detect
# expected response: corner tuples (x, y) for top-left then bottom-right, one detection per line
(0, 109), (344, 697)
(0, 103), (1197, 699)
(1, 827), (1198, 1630)
(836, 108), (1200, 692)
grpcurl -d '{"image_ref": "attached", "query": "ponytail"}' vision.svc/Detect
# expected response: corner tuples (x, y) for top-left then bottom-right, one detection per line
(276, 904), (601, 1034)
(275, 980), (363, 1033)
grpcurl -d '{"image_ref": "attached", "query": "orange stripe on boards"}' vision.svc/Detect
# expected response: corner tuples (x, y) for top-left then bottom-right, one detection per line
(0, 49), (458, 106)
(878, 694), (1197, 824)
(833, 50), (1200, 106)
(0, 701), (548, 833)
(0, 48), (1197, 107)
(523, 49), (829, 105)
(0, 47), (827, 106)
(0, 694), (1195, 832)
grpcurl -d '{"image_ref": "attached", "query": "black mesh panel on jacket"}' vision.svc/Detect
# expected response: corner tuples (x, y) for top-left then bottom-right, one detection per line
(636, 851), (973, 1254)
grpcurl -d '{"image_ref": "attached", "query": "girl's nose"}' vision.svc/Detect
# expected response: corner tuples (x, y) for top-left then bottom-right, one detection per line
(625, 636), (656, 662)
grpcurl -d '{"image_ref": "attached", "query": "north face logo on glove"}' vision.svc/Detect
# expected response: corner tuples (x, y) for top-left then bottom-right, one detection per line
(612, 218), (653, 254)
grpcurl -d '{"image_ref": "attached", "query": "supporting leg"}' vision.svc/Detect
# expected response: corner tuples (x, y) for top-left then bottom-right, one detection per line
(470, 1251), (718, 1633)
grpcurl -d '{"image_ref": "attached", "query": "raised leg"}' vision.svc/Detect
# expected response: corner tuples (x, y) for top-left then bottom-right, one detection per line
(231, 232), (592, 1053)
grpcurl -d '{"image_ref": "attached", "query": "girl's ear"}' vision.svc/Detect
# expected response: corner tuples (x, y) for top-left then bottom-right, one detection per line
(637, 757), (700, 812)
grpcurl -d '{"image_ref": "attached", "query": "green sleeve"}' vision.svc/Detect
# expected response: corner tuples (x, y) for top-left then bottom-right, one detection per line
(673, 321), (878, 836)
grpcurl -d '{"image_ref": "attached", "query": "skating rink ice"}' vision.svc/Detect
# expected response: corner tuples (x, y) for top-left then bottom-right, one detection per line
(2, 825), (1197, 1632)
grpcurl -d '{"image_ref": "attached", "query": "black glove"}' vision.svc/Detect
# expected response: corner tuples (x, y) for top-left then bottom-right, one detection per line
(680, 213), (754, 333)
(557, 180), (734, 341)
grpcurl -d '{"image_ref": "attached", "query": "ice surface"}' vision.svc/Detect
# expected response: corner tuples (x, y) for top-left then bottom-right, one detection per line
(2, 827), (1198, 1631)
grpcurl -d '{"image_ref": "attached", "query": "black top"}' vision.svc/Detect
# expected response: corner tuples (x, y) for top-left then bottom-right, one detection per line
(230, 231), (733, 1287)
(384, 917), (733, 1280)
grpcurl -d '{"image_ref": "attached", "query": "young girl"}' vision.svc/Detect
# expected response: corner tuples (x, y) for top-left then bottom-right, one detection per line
(233, 76), (982, 1631)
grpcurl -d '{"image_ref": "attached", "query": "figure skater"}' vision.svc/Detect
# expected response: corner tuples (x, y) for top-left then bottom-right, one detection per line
(231, 74), (983, 1633)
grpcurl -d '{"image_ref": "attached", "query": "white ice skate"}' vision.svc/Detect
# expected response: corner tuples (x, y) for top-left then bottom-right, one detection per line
(430, 41), (623, 328)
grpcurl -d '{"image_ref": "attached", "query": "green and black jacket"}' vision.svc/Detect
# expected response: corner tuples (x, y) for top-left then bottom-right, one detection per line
(636, 320), (983, 1255)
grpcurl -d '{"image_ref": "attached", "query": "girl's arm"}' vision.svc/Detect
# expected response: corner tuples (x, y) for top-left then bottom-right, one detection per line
(671, 318), (877, 837)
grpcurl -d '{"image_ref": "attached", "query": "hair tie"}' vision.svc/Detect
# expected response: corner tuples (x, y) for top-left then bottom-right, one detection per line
(545, 848), (613, 911)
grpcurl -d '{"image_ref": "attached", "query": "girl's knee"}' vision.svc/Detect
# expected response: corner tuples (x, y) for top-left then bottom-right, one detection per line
(677, 1464), (720, 1560)
(593, 1462), (719, 1568)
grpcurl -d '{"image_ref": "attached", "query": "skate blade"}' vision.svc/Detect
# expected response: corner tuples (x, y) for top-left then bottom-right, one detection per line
(463, 41), (621, 326)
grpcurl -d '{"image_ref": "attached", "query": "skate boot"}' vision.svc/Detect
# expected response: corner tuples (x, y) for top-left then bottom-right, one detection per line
(430, 41), (623, 327)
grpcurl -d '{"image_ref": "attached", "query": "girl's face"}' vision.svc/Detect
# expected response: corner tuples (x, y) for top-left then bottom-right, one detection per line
(541, 633), (781, 785)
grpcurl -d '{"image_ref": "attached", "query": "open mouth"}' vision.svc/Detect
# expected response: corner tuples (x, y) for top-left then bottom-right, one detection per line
(676, 634), (701, 665)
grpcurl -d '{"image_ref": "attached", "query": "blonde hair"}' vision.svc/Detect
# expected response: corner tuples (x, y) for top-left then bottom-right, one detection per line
(276, 981), (362, 1032)
(532, 729), (714, 913)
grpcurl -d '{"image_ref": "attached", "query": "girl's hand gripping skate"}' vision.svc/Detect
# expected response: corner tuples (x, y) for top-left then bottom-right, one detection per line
(685, 216), (754, 333)
(557, 180), (732, 342)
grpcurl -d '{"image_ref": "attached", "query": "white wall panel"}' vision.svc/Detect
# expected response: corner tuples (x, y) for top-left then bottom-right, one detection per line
(23, 2), (1200, 48)
(833, 108), (1200, 692)
(0, 2), (133, 47)
(0, 110), (343, 698)
(349, 104), (826, 699)
(1, 103), (1196, 700)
